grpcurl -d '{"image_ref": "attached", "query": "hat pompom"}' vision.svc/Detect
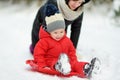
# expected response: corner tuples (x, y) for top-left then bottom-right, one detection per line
(46, 4), (59, 17)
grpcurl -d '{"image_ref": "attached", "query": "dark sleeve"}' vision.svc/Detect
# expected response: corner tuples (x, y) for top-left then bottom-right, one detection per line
(33, 5), (47, 28)
(85, 0), (90, 3)
(34, 0), (59, 25)
(47, 0), (57, 6)
(33, 0), (59, 27)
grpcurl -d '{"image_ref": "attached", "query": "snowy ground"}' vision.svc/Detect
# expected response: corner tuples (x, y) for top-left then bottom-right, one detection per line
(0, 2), (120, 80)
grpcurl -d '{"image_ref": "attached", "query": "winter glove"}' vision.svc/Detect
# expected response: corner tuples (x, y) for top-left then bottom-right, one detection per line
(45, 3), (59, 17)
(55, 53), (71, 75)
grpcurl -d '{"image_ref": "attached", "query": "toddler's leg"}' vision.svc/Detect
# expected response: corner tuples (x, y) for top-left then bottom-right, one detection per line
(55, 54), (71, 75)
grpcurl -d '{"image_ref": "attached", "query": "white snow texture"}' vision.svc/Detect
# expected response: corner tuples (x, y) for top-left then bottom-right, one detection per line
(0, 1), (120, 80)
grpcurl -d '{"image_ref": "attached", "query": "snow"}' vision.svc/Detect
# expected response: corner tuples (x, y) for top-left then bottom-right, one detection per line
(0, 2), (120, 80)
(113, 0), (120, 11)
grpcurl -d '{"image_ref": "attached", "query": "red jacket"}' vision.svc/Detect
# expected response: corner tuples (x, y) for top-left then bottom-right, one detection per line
(26, 27), (88, 78)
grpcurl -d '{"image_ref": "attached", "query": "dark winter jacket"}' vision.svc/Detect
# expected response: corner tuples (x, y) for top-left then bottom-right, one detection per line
(32, 0), (91, 49)
(34, 0), (90, 27)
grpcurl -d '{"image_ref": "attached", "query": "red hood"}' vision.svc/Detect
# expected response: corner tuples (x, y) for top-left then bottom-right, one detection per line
(39, 26), (51, 39)
(39, 26), (66, 40)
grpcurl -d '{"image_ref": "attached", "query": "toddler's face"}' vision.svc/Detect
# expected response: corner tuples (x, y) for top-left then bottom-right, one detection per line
(50, 28), (65, 41)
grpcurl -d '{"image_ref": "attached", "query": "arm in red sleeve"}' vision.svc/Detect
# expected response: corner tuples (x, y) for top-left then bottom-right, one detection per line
(33, 39), (48, 68)
(67, 40), (78, 65)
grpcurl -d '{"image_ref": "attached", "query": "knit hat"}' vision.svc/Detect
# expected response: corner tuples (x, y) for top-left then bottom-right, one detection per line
(45, 13), (65, 33)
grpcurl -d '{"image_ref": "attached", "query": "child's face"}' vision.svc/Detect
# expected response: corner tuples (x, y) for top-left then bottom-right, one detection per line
(50, 28), (65, 41)
(68, 0), (83, 10)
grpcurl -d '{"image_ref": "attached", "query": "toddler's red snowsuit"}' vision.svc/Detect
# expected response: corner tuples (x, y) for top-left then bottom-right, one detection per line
(26, 27), (88, 78)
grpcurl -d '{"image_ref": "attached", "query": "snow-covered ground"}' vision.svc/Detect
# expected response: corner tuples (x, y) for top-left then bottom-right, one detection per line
(0, 2), (120, 80)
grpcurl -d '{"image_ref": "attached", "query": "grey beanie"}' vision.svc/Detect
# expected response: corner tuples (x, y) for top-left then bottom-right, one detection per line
(47, 20), (65, 33)
(45, 13), (65, 33)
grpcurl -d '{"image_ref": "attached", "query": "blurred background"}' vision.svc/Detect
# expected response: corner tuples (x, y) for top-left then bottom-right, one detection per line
(0, 0), (119, 25)
(0, 0), (120, 80)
